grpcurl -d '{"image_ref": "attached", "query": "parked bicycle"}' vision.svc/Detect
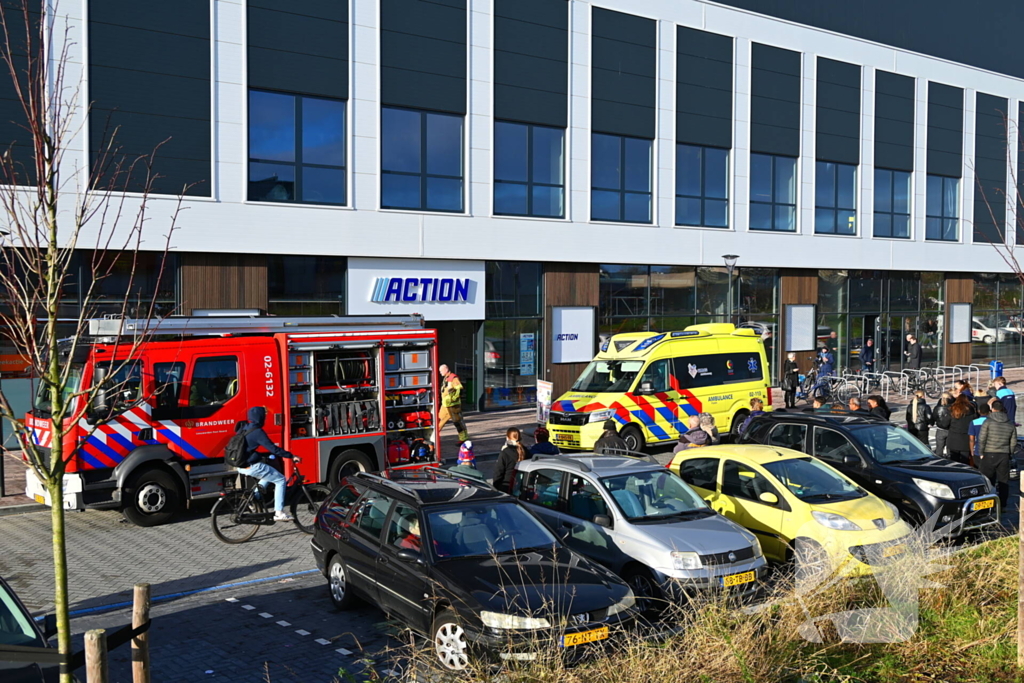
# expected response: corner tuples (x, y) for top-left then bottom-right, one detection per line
(211, 458), (331, 544)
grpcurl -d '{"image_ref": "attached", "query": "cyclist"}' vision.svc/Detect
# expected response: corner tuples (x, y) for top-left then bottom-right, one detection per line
(236, 406), (298, 521)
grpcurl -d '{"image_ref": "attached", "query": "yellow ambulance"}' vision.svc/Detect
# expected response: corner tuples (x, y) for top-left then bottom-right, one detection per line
(546, 323), (771, 452)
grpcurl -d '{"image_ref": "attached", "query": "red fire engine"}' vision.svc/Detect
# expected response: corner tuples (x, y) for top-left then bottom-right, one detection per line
(24, 314), (440, 526)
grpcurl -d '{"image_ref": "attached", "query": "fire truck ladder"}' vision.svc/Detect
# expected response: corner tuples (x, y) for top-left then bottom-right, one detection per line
(88, 314), (426, 338)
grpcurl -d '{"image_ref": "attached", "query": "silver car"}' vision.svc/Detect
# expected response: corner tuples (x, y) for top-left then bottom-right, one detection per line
(513, 454), (768, 612)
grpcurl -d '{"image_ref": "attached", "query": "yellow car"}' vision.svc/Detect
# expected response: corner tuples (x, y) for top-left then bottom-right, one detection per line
(670, 445), (913, 576)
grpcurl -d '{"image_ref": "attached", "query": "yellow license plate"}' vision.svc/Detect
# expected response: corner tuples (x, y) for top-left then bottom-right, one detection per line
(882, 543), (906, 558)
(561, 627), (609, 647)
(34, 494), (45, 505)
(972, 499), (996, 511)
(721, 571), (756, 588)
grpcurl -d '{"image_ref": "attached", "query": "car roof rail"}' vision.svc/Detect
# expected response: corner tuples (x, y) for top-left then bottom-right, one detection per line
(360, 473), (420, 499)
(592, 447), (661, 465)
(530, 454), (593, 473)
(421, 466), (491, 486)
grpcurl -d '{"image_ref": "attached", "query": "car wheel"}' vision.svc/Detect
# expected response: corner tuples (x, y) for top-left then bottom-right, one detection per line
(621, 425), (644, 453)
(121, 468), (182, 527)
(328, 450), (375, 487)
(983, 335), (995, 344)
(730, 410), (749, 436)
(432, 609), (469, 671)
(792, 538), (831, 588)
(328, 555), (359, 610)
(624, 566), (664, 619)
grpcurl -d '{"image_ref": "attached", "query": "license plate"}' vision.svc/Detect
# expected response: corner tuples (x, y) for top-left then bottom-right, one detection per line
(721, 570), (756, 588)
(972, 499), (996, 511)
(33, 494), (45, 505)
(882, 543), (906, 558)
(561, 627), (609, 647)
(553, 434), (574, 441)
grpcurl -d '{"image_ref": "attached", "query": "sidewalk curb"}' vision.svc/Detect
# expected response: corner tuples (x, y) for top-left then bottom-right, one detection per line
(0, 502), (47, 517)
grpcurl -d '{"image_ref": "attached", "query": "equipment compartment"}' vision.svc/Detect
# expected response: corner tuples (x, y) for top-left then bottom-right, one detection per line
(309, 349), (380, 438)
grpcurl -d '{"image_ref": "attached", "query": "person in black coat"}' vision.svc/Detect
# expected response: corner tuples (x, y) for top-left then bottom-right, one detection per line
(594, 419), (629, 454)
(904, 334), (922, 370)
(860, 338), (876, 374)
(932, 392), (953, 458)
(946, 394), (978, 465)
(867, 395), (891, 420)
(235, 406), (297, 520)
(905, 390), (932, 444)
(782, 352), (799, 408)
(492, 427), (530, 493)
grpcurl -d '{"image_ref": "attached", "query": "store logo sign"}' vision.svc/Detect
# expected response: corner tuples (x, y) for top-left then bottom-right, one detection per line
(555, 333), (579, 341)
(371, 277), (471, 303)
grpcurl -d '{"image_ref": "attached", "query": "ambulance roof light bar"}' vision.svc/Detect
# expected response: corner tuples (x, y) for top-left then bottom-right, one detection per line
(88, 314), (426, 337)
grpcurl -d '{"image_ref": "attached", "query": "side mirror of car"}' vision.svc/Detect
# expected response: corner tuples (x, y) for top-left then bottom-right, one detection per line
(842, 454), (861, 466)
(758, 491), (779, 506)
(639, 381), (654, 395)
(396, 549), (423, 564)
(43, 613), (57, 639)
(592, 514), (612, 528)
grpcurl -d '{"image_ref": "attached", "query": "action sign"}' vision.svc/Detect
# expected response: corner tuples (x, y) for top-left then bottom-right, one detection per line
(552, 306), (595, 364)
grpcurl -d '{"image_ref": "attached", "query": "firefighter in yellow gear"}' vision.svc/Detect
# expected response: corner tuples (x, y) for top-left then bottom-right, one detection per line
(435, 364), (469, 443)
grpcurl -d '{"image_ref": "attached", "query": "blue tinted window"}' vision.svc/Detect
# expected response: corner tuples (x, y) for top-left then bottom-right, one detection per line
(494, 121), (564, 217)
(926, 174), (959, 241)
(592, 133), (652, 223)
(675, 144), (730, 227)
(750, 154), (798, 231)
(381, 107), (464, 212)
(815, 161), (856, 235)
(248, 90), (346, 205)
(874, 168), (911, 239)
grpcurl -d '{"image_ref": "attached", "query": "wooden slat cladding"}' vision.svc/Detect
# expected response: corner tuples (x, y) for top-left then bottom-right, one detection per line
(543, 263), (599, 398)
(944, 274), (974, 367)
(179, 253), (268, 314)
(780, 270), (819, 374)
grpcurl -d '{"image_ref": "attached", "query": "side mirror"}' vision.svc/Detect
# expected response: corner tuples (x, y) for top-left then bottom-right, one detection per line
(42, 614), (57, 639)
(592, 514), (612, 528)
(92, 366), (109, 416)
(842, 454), (861, 466)
(396, 549), (423, 564)
(758, 491), (779, 506)
(639, 381), (654, 395)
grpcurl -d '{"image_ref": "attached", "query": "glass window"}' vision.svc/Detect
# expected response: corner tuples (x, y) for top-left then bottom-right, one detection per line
(566, 474), (610, 521)
(248, 90), (346, 205)
(874, 169), (911, 238)
(812, 427), (859, 463)
(671, 352), (765, 389)
(815, 161), (857, 235)
(520, 469), (564, 510)
(925, 175), (959, 241)
(0, 583), (41, 647)
(351, 493), (393, 540)
(762, 457), (865, 502)
(382, 107), (464, 212)
(650, 266), (696, 317)
(427, 503), (558, 558)
(676, 144), (729, 227)
(268, 255), (346, 316)
(637, 359), (670, 393)
(677, 457), (719, 490)
(153, 362), (184, 410)
(600, 469), (707, 519)
(846, 424), (934, 463)
(385, 504), (422, 551)
(571, 359), (644, 393)
(188, 357), (239, 407)
(591, 133), (653, 223)
(750, 154), (797, 231)
(766, 423), (807, 450)
(721, 460), (781, 503)
(92, 361), (142, 415)
(483, 318), (541, 409)
(494, 122), (564, 218)
(324, 484), (361, 519)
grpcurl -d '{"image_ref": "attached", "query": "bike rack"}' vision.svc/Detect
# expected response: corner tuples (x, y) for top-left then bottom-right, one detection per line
(969, 364), (991, 388)
(954, 365), (980, 389)
(936, 366), (962, 386)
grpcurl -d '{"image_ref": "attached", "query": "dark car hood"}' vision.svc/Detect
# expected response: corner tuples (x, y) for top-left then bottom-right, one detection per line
(432, 546), (629, 617)
(885, 457), (988, 486)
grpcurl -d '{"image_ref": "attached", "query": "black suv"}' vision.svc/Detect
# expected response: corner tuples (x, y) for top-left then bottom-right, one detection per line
(310, 469), (636, 671)
(740, 412), (1000, 534)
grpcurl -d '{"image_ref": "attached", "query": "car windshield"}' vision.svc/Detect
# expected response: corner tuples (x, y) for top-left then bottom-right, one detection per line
(571, 360), (644, 393)
(848, 424), (934, 463)
(0, 584), (42, 647)
(762, 457), (865, 502)
(426, 503), (558, 559)
(600, 469), (709, 521)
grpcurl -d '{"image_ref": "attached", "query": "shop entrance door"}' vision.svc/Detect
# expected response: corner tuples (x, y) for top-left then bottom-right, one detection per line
(880, 315), (918, 371)
(849, 315), (879, 373)
(429, 321), (482, 411)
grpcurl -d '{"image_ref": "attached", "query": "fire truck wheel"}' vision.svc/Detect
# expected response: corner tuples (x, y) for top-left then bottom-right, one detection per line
(122, 468), (182, 527)
(328, 450), (375, 487)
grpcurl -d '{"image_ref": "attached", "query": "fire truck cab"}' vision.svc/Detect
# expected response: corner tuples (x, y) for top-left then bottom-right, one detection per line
(24, 314), (440, 526)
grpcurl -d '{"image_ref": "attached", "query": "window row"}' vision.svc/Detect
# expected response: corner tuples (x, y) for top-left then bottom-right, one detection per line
(246, 92), (963, 240)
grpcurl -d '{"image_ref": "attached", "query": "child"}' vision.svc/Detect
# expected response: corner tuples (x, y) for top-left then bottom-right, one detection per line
(457, 440), (477, 469)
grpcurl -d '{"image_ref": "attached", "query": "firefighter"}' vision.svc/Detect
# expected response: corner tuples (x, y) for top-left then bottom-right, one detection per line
(435, 363), (469, 443)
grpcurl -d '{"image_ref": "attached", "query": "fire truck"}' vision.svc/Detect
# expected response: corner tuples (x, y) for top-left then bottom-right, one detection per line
(24, 314), (441, 526)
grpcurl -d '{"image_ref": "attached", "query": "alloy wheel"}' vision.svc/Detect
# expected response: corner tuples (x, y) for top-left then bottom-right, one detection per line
(136, 483), (167, 513)
(434, 622), (469, 670)
(329, 562), (347, 604)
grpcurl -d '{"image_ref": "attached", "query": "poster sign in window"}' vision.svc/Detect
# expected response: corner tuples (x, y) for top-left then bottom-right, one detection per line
(519, 333), (535, 376)
(536, 380), (553, 425)
(784, 304), (816, 352)
(949, 303), (972, 344)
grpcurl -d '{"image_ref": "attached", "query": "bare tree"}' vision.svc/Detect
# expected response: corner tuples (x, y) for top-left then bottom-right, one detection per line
(0, 2), (189, 678)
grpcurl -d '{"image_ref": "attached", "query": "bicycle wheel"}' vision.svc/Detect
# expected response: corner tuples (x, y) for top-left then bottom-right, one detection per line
(835, 381), (860, 404)
(211, 490), (260, 544)
(291, 484), (332, 534)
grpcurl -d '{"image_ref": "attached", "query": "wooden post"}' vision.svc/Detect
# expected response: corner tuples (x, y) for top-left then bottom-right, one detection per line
(132, 583), (151, 683)
(1018, 504), (1023, 669)
(85, 629), (108, 683)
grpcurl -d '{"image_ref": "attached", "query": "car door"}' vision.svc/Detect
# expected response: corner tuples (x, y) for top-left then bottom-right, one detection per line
(713, 460), (787, 561)
(376, 502), (432, 630)
(634, 359), (678, 440)
(516, 467), (567, 532)
(765, 423), (809, 453)
(812, 427), (870, 486)
(676, 456), (721, 502)
(341, 491), (395, 603)
(558, 473), (623, 570)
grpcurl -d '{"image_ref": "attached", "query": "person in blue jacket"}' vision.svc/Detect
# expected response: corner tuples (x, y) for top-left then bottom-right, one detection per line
(819, 345), (836, 377)
(236, 406), (298, 521)
(968, 402), (990, 464)
(529, 427), (560, 456)
(993, 376), (1017, 425)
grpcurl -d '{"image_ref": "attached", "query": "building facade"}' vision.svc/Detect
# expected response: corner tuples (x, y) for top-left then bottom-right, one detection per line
(5, 0), (1024, 411)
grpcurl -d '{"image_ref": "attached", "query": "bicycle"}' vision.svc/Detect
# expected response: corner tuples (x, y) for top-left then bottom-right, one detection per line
(210, 458), (332, 544)
(905, 365), (943, 399)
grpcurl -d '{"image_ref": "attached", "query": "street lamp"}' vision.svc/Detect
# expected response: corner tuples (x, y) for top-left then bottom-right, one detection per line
(722, 254), (739, 324)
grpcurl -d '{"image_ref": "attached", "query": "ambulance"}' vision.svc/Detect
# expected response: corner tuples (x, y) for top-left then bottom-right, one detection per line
(546, 323), (771, 452)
